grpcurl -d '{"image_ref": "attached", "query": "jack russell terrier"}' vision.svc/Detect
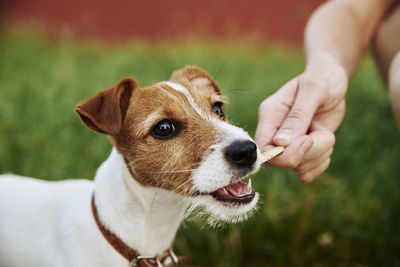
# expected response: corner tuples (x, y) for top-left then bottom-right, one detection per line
(0, 66), (279, 267)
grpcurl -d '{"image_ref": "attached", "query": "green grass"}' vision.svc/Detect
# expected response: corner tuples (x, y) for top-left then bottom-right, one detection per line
(1, 30), (399, 266)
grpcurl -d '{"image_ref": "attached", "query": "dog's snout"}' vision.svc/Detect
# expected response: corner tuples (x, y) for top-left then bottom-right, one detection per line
(225, 141), (257, 168)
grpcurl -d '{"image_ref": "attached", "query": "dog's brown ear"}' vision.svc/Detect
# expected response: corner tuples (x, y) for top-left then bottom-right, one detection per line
(170, 66), (221, 94)
(75, 78), (137, 135)
(170, 66), (212, 81)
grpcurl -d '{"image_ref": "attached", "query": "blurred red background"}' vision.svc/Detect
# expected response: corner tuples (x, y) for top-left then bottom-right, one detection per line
(0, 0), (324, 44)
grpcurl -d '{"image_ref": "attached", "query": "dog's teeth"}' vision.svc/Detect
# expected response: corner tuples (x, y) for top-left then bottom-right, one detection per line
(223, 188), (228, 194)
(248, 178), (252, 187)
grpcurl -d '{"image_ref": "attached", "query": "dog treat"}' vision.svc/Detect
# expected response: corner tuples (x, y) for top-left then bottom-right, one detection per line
(261, 146), (285, 163)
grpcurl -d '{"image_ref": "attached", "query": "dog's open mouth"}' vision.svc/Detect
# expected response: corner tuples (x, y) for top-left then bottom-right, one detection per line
(210, 179), (255, 205)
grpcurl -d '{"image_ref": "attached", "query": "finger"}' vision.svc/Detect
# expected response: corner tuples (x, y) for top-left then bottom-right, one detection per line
(296, 157), (331, 183)
(302, 129), (335, 161)
(255, 77), (300, 148)
(267, 128), (334, 171)
(267, 135), (313, 169)
(313, 100), (346, 132)
(294, 128), (335, 182)
(296, 148), (333, 177)
(255, 107), (280, 149)
(273, 76), (326, 146)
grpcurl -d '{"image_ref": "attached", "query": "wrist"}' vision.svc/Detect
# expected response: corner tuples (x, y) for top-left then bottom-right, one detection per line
(301, 52), (349, 102)
(305, 51), (348, 78)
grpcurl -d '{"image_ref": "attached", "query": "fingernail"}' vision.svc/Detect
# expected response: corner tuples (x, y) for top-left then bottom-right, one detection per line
(274, 129), (293, 144)
(300, 138), (313, 155)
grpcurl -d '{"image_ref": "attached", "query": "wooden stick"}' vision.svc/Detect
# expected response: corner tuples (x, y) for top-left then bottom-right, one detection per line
(261, 146), (285, 163)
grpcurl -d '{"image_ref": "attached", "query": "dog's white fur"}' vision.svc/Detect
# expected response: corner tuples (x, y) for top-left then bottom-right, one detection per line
(0, 74), (261, 267)
(0, 149), (187, 267)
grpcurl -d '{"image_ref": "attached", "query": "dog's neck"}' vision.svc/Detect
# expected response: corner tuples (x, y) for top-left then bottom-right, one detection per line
(93, 148), (188, 257)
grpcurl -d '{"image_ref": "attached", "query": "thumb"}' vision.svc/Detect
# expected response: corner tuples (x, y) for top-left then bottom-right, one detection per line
(273, 78), (325, 146)
(255, 77), (300, 150)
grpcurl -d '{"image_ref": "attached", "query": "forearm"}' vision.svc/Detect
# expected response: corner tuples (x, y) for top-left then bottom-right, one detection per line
(304, 0), (395, 77)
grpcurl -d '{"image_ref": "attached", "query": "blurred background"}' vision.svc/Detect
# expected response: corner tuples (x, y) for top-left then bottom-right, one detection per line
(0, 0), (399, 266)
(0, 0), (323, 43)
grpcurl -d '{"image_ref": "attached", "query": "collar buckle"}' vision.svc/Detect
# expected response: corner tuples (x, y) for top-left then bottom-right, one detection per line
(168, 248), (179, 265)
(130, 255), (162, 267)
(130, 251), (179, 267)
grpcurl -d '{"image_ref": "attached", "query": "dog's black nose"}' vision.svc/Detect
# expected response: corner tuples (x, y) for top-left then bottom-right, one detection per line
(225, 141), (257, 168)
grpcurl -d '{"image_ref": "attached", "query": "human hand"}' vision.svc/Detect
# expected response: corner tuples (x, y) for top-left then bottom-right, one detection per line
(255, 55), (348, 182)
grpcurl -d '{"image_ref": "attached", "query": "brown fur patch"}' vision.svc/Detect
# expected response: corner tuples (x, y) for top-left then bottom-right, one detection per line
(76, 78), (137, 135)
(113, 81), (219, 195)
(169, 65), (222, 95)
(78, 66), (227, 196)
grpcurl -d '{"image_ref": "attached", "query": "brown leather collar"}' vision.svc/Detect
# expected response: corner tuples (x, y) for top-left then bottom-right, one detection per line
(91, 194), (181, 267)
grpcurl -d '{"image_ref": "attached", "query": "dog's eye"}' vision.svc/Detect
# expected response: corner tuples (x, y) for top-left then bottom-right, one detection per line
(212, 102), (225, 119)
(151, 119), (180, 139)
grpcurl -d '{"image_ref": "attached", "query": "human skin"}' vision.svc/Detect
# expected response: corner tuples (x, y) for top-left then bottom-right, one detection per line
(255, 0), (399, 182)
(373, 4), (400, 126)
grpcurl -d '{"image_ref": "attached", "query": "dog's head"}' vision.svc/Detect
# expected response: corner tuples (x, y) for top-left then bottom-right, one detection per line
(76, 66), (261, 223)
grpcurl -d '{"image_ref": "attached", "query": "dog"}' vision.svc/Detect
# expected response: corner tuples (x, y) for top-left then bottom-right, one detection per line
(0, 66), (262, 267)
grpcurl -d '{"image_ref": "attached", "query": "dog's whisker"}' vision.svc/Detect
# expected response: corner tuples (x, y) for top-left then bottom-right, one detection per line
(213, 58), (230, 81)
(154, 169), (196, 174)
(173, 178), (194, 194)
(148, 191), (159, 225)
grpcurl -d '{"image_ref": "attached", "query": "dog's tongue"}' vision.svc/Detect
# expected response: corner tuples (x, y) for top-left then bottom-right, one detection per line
(217, 180), (253, 198)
